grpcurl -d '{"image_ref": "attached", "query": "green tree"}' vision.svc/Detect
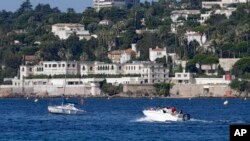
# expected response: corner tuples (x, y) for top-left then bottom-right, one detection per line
(154, 83), (172, 97)
(17, 0), (33, 15)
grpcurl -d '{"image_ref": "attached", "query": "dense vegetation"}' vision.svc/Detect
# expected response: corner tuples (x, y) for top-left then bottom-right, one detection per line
(0, 0), (250, 82)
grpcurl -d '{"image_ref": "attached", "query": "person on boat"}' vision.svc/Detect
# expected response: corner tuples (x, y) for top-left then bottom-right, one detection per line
(179, 110), (183, 114)
(171, 106), (176, 114)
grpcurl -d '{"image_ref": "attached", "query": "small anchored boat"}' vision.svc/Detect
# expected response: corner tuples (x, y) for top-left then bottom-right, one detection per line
(143, 107), (190, 122)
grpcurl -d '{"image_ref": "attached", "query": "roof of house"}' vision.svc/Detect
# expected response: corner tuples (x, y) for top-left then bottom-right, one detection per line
(185, 31), (201, 36)
(108, 48), (135, 55)
(24, 55), (36, 62)
(151, 46), (165, 51)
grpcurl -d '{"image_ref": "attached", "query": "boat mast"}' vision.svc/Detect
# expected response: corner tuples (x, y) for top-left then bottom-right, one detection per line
(63, 49), (69, 95)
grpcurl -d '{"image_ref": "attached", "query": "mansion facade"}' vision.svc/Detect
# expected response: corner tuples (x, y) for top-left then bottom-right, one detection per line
(19, 61), (169, 84)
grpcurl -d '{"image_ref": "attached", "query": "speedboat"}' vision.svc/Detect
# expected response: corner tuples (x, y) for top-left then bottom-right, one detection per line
(143, 107), (190, 122)
(48, 103), (85, 115)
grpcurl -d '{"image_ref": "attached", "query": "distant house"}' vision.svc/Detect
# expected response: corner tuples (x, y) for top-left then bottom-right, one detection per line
(202, 0), (247, 9)
(23, 55), (38, 65)
(185, 31), (207, 46)
(99, 20), (113, 26)
(171, 70), (195, 84)
(52, 23), (91, 40)
(108, 44), (140, 64)
(149, 46), (167, 62)
(200, 7), (236, 23)
(170, 10), (200, 22)
(93, 0), (139, 11)
(7, 29), (27, 36)
(135, 28), (157, 34)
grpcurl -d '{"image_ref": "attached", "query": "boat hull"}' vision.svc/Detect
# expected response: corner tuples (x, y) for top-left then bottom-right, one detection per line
(48, 106), (83, 115)
(143, 109), (190, 122)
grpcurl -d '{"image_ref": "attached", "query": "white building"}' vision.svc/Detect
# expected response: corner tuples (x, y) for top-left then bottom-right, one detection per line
(149, 46), (167, 62)
(18, 61), (169, 85)
(200, 7), (237, 23)
(171, 70), (195, 84)
(202, 0), (247, 9)
(170, 10), (200, 22)
(93, 0), (139, 11)
(20, 61), (79, 79)
(199, 64), (218, 75)
(52, 23), (91, 40)
(185, 31), (207, 46)
(80, 61), (169, 84)
(108, 44), (140, 63)
(99, 19), (113, 25)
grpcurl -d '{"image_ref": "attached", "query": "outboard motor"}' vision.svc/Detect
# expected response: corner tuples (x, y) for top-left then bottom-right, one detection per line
(183, 114), (191, 121)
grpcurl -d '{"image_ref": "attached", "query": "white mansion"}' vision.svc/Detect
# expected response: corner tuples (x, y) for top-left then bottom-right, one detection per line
(18, 61), (169, 85)
(202, 0), (248, 9)
(52, 23), (91, 40)
(93, 0), (139, 11)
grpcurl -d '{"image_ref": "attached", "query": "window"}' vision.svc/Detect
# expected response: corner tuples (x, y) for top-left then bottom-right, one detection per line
(53, 64), (57, 67)
(82, 66), (85, 70)
(184, 74), (187, 77)
(29, 68), (32, 72)
(111, 65), (114, 70)
(90, 67), (93, 71)
(22, 67), (24, 71)
(72, 64), (75, 68)
(67, 64), (70, 67)
(62, 64), (65, 67)
(59, 64), (61, 67)
(68, 82), (74, 85)
(119, 66), (121, 70)
(178, 74), (181, 77)
(45, 64), (47, 68)
(49, 64), (51, 68)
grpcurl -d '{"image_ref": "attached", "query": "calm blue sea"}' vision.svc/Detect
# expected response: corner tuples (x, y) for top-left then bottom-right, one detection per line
(0, 98), (249, 141)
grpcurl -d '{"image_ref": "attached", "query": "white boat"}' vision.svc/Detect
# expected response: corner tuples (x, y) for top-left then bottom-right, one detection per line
(143, 107), (190, 122)
(48, 103), (85, 115)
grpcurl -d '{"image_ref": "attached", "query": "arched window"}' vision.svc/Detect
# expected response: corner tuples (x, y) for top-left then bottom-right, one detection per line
(82, 66), (85, 70)
(111, 65), (114, 70)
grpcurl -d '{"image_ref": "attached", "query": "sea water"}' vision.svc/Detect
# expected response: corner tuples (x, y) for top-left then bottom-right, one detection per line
(0, 98), (249, 141)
